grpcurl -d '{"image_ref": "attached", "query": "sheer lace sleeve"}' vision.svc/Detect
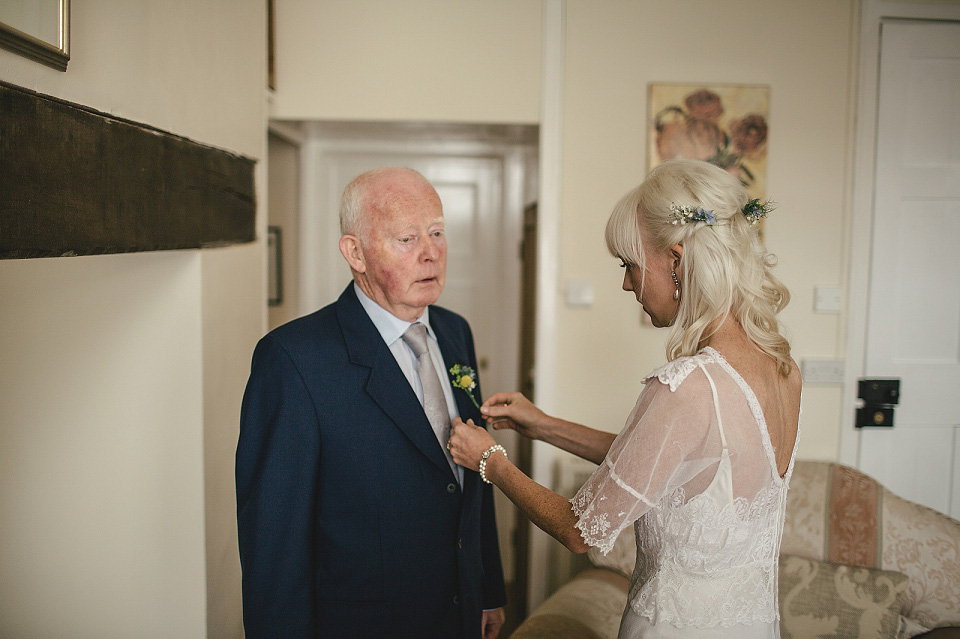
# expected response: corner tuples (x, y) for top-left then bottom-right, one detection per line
(570, 358), (725, 554)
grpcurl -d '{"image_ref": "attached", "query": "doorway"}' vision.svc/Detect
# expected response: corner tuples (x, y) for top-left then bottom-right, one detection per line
(266, 119), (540, 622)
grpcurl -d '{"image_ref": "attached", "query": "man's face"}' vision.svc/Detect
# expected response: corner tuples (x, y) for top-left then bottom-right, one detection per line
(354, 173), (447, 321)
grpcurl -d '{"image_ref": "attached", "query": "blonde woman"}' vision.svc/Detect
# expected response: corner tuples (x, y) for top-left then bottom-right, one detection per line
(449, 159), (802, 638)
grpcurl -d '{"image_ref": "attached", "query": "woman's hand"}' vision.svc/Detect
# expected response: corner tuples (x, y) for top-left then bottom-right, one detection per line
(481, 392), (550, 440)
(448, 418), (497, 472)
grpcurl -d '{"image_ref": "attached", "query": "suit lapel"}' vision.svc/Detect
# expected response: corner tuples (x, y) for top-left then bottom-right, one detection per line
(431, 309), (483, 495)
(336, 285), (456, 481)
(431, 313), (478, 423)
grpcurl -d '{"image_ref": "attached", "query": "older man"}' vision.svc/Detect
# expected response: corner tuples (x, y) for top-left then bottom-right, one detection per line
(236, 167), (506, 639)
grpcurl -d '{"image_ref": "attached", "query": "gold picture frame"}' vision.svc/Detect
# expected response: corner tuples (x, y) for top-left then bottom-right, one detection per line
(0, 0), (70, 71)
(649, 83), (769, 201)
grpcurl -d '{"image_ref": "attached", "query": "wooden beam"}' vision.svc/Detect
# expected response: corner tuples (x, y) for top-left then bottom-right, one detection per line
(0, 81), (256, 259)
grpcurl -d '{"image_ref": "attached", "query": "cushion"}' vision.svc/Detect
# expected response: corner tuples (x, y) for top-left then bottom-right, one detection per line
(881, 491), (960, 629)
(781, 460), (960, 629)
(779, 554), (910, 639)
(510, 569), (629, 639)
(587, 523), (636, 579)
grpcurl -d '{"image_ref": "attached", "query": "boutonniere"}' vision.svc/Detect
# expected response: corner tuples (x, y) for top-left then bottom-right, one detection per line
(449, 364), (480, 409)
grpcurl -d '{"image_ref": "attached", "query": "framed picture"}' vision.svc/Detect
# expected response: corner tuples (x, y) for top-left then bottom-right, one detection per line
(267, 226), (283, 306)
(649, 83), (769, 201)
(0, 0), (70, 71)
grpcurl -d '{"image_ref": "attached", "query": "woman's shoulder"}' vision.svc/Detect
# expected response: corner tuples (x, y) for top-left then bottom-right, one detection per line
(642, 348), (723, 392)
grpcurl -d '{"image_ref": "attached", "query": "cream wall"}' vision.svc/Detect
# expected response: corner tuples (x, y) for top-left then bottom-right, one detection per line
(555, 0), (857, 462)
(269, 0), (542, 123)
(0, 1), (266, 637)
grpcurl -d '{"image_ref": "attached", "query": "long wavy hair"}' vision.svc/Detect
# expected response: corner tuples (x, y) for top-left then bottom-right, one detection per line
(605, 159), (792, 376)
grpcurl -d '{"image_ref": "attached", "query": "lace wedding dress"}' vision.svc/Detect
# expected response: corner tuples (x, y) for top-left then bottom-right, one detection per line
(571, 347), (800, 638)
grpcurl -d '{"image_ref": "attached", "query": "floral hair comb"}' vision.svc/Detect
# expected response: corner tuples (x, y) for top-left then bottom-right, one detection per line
(669, 199), (774, 227)
(669, 203), (715, 226)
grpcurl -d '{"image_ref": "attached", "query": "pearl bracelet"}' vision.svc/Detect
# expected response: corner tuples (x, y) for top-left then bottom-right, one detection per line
(478, 444), (507, 484)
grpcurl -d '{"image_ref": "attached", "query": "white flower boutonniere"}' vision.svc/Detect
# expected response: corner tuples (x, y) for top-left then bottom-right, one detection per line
(449, 364), (480, 409)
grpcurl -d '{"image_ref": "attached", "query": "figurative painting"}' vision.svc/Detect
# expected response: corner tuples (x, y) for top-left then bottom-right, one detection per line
(649, 84), (769, 201)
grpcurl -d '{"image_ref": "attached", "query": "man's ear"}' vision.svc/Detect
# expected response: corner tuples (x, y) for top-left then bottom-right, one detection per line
(339, 235), (366, 273)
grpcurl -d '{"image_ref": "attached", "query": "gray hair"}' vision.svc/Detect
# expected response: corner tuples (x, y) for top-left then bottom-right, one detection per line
(339, 167), (431, 238)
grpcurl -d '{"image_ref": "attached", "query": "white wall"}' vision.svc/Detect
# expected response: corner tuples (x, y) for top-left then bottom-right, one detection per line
(0, 1), (266, 636)
(269, 0), (542, 123)
(0, 253), (207, 636)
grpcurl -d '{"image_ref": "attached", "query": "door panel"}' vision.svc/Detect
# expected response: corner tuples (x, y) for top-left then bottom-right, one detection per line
(860, 19), (960, 517)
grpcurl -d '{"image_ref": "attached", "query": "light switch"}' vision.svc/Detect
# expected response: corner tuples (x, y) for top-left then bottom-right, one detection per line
(565, 280), (594, 307)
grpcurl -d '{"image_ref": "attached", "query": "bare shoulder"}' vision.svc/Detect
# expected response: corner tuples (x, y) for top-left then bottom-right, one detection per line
(787, 357), (803, 397)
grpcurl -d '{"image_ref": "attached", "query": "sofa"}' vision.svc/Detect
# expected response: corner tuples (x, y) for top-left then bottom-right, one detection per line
(510, 461), (960, 639)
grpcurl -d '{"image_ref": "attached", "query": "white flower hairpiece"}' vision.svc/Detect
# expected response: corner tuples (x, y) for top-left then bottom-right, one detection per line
(669, 203), (715, 226)
(669, 199), (775, 227)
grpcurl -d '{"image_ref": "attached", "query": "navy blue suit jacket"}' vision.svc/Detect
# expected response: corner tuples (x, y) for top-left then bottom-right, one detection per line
(236, 284), (506, 638)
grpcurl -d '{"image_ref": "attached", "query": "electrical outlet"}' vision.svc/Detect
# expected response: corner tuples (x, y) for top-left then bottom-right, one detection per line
(814, 287), (842, 313)
(801, 359), (845, 385)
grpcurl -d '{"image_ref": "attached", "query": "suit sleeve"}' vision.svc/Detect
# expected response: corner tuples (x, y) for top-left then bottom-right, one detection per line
(236, 335), (319, 639)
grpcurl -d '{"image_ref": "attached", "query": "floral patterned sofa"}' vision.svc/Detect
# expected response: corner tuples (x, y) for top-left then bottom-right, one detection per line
(510, 461), (960, 639)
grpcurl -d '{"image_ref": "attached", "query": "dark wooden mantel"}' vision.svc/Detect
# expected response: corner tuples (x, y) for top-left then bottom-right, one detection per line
(0, 81), (256, 259)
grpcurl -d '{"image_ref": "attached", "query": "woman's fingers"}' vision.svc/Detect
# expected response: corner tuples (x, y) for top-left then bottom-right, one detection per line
(481, 392), (520, 412)
(481, 392), (525, 425)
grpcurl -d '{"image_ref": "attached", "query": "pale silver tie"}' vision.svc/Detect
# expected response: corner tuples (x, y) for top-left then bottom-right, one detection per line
(402, 323), (457, 475)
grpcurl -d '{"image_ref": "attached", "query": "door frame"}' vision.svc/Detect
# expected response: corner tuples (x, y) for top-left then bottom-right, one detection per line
(840, 0), (960, 467)
(296, 121), (537, 314)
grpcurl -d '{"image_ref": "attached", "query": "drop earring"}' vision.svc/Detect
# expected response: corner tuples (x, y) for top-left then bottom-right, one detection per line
(671, 270), (680, 301)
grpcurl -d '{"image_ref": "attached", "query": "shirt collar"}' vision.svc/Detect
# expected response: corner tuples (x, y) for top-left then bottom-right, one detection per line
(353, 282), (435, 345)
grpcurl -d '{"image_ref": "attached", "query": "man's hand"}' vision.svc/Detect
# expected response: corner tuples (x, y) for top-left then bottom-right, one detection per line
(448, 418), (497, 471)
(482, 607), (506, 639)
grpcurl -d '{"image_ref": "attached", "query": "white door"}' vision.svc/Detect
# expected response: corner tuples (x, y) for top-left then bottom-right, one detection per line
(858, 19), (960, 518)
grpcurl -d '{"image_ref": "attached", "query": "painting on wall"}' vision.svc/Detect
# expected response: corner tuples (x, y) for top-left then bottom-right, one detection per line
(0, 0), (70, 71)
(648, 83), (769, 201)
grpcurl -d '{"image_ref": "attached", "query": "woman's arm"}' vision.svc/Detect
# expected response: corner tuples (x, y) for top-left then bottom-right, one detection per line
(449, 418), (589, 553)
(481, 392), (615, 465)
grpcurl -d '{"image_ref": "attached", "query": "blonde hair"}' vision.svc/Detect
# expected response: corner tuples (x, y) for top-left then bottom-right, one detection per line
(605, 159), (792, 376)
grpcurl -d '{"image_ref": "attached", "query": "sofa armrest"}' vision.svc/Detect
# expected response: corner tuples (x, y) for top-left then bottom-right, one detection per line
(510, 568), (629, 639)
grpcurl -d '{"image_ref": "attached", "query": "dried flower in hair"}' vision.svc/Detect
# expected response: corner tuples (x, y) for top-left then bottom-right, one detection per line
(669, 203), (716, 226)
(741, 198), (774, 225)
